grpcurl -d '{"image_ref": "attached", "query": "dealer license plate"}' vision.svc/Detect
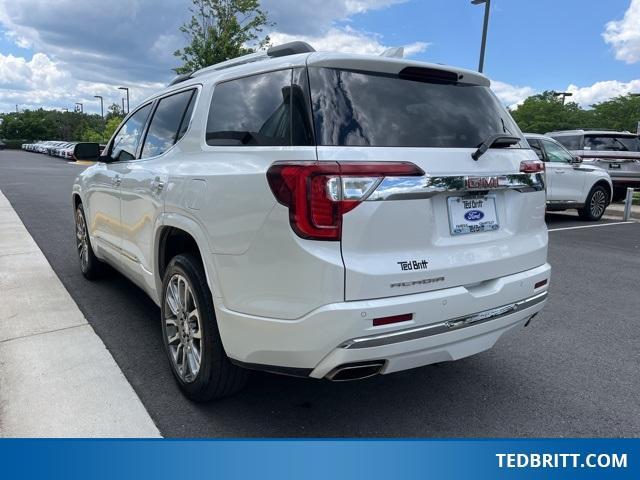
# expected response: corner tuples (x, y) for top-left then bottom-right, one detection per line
(447, 195), (499, 235)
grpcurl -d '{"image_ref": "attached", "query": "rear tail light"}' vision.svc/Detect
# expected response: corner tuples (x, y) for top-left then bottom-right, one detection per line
(266, 161), (423, 241)
(520, 160), (545, 173)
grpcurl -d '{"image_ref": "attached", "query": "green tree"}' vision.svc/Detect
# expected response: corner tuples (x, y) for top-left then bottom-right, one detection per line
(510, 91), (594, 133)
(103, 116), (123, 140)
(105, 102), (124, 122)
(590, 94), (640, 133)
(173, 0), (272, 74)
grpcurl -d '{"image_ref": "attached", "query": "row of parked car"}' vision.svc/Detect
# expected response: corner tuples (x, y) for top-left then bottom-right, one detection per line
(22, 140), (80, 159)
(23, 139), (104, 162)
(21, 140), (105, 160)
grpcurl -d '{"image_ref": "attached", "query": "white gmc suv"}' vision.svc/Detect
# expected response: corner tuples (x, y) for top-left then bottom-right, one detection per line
(72, 42), (551, 401)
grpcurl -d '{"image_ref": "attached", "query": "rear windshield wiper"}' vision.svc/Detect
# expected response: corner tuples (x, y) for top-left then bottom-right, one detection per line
(472, 134), (521, 161)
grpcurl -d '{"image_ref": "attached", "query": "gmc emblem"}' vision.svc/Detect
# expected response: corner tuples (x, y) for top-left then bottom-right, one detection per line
(466, 176), (499, 190)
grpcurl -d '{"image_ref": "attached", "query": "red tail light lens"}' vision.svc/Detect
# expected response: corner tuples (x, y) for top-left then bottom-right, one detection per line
(266, 161), (423, 241)
(520, 160), (545, 173)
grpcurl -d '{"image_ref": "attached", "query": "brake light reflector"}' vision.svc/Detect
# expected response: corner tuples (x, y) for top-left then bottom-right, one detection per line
(373, 313), (413, 326)
(520, 160), (545, 173)
(266, 161), (423, 241)
(534, 279), (548, 289)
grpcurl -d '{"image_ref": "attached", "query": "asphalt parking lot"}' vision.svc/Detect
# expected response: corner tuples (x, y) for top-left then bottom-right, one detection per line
(1, 149), (639, 438)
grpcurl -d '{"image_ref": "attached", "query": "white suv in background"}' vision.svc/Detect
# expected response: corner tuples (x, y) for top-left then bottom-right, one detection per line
(546, 129), (640, 201)
(525, 134), (612, 221)
(72, 42), (551, 401)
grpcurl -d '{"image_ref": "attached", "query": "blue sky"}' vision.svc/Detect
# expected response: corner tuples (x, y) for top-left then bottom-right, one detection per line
(0, 0), (638, 114)
(358, 0), (636, 87)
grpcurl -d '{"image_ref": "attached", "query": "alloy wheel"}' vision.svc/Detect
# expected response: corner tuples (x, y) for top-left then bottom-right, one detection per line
(590, 190), (606, 218)
(75, 209), (89, 271)
(164, 274), (203, 382)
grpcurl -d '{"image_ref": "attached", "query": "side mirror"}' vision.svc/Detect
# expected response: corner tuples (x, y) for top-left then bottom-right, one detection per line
(74, 143), (100, 161)
(570, 155), (582, 165)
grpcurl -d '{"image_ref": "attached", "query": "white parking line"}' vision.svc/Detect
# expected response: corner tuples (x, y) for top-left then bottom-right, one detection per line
(548, 221), (635, 232)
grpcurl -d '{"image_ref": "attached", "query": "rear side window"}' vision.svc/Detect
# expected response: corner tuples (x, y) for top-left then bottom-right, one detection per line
(206, 68), (313, 146)
(141, 89), (196, 159)
(542, 139), (572, 163)
(584, 135), (640, 152)
(552, 135), (581, 150)
(308, 67), (525, 148)
(111, 104), (152, 161)
(527, 138), (545, 161)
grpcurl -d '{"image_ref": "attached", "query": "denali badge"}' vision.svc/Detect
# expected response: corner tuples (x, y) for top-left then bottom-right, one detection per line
(466, 176), (499, 190)
(398, 260), (429, 271)
(390, 277), (445, 288)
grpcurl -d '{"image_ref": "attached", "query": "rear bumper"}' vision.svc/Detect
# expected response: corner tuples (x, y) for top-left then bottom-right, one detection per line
(611, 178), (640, 189)
(215, 263), (551, 378)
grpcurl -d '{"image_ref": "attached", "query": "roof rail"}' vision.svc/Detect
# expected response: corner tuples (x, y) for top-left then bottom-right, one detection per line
(190, 41), (315, 79)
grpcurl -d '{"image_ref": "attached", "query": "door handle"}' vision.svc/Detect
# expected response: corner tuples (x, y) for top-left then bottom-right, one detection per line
(152, 177), (165, 193)
(556, 170), (566, 174)
(112, 175), (122, 186)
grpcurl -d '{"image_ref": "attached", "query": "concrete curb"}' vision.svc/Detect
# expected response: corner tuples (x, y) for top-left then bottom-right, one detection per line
(0, 190), (161, 437)
(604, 203), (640, 221)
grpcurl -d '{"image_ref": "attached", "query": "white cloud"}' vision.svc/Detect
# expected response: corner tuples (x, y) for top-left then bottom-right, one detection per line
(566, 79), (640, 106)
(603, 0), (640, 63)
(0, 0), (428, 113)
(270, 26), (428, 57)
(262, 0), (407, 35)
(491, 80), (536, 108)
(496, 78), (640, 111)
(0, 52), (163, 114)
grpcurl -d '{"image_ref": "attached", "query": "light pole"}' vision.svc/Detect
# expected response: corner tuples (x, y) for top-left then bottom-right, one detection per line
(94, 95), (104, 119)
(118, 87), (130, 114)
(471, 0), (491, 73)
(552, 91), (573, 105)
(75, 102), (84, 113)
(631, 93), (640, 134)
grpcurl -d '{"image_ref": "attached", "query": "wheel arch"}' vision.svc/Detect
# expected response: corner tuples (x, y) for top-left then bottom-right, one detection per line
(592, 179), (613, 204)
(154, 214), (219, 300)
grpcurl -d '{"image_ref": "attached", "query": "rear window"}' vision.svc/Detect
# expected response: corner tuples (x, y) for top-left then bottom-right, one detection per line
(584, 135), (640, 152)
(552, 135), (581, 150)
(308, 67), (526, 148)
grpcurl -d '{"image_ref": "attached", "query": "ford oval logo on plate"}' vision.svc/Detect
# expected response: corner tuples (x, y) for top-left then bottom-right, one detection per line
(464, 210), (484, 222)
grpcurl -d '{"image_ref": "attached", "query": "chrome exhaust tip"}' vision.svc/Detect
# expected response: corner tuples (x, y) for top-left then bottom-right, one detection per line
(325, 361), (385, 382)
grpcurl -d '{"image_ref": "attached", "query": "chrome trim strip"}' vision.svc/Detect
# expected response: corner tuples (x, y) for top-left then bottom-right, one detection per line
(339, 291), (548, 350)
(366, 173), (544, 201)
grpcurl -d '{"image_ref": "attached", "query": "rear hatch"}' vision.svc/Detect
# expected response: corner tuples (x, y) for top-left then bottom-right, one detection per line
(579, 134), (640, 178)
(307, 57), (548, 301)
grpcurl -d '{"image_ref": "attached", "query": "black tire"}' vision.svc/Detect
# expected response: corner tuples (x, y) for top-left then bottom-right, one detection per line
(612, 187), (627, 203)
(161, 253), (247, 401)
(578, 185), (609, 221)
(75, 204), (102, 279)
